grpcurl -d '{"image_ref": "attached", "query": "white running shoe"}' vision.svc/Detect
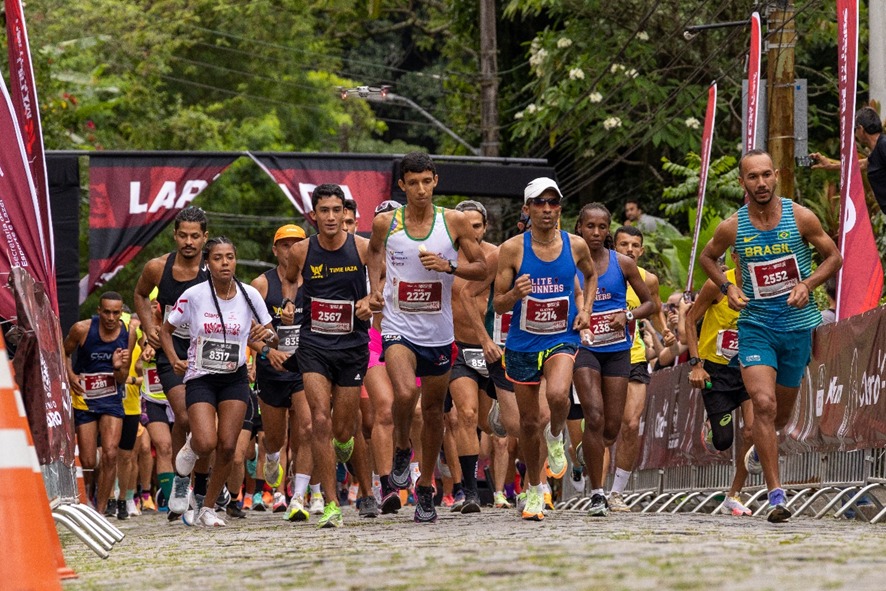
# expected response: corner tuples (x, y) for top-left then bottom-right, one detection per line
(168, 475), (191, 514)
(126, 498), (141, 517)
(744, 446), (763, 475)
(309, 493), (325, 515)
(175, 435), (199, 477)
(723, 495), (752, 516)
(264, 455), (283, 489)
(196, 506), (226, 527)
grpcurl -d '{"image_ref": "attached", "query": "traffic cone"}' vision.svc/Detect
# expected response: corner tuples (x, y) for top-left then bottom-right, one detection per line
(0, 378), (64, 590)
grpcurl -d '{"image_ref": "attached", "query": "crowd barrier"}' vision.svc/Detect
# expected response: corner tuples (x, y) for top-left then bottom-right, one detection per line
(558, 305), (886, 523)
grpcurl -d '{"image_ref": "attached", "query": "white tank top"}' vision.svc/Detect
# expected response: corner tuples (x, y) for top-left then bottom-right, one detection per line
(381, 206), (458, 346)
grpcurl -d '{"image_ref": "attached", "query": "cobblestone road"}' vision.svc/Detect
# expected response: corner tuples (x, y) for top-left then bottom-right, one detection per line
(60, 505), (886, 591)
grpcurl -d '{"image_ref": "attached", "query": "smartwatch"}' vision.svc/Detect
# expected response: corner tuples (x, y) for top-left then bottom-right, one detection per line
(447, 260), (458, 275)
(688, 356), (702, 366)
(719, 281), (733, 296)
(624, 310), (635, 322)
(260, 345), (271, 359)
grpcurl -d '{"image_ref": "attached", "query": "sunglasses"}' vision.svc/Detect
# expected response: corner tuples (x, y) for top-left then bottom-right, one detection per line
(528, 196), (562, 207)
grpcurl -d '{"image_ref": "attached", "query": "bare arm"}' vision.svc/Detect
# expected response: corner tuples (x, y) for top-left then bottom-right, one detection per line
(789, 204), (843, 308)
(571, 236), (596, 330)
(63, 321), (88, 396)
(493, 237), (530, 315)
(684, 280), (719, 389)
(443, 210), (486, 281)
(133, 256), (166, 348)
(159, 320), (187, 376)
(458, 247), (501, 362)
(699, 215), (744, 310)
(367, 212), (393, 312)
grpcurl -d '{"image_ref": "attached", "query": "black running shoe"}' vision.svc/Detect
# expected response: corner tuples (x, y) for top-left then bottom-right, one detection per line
(390, 447), (413, 489)
(116, 499), (129, 521)
(226, 502), (247, 519)
(413, 485), (437, 524)
(104, 500), (116, 518)
(461, 491), (481, 514)
(381, 489), (401, 514)
(359, 496), (380, 518)
(767, 503), (792, 523)
(167, 510), (182, 522)
(587, 493), (609, 517)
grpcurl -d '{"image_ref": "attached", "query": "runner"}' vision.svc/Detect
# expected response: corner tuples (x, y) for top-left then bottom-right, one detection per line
(286, 184), (375, 528)
(606, 225), (673, 512)
(684, 250), (755, 516)
(116, 309), (144, 519)
(493, 177), (597, 521)
(162, 236), (276, 528)
(343, 198), (359, 235)
(572, 203), (656, 517)
(250, 224), (316, 522)
(63, 292), (132, 516)
(367, 152), (487, 523)
(133, 206), (209, 515)
(699, 149), (841, 523)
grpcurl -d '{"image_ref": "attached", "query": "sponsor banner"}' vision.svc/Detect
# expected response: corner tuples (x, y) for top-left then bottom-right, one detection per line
(10, 268), (75, 466)
(4, 0), (56, 311)
(836, 0), (883, 319)
(84, 154), (236, 300)
(685, 82), (716, 293)
(250, 153), (393, 232)
(745, 12), (762, 153)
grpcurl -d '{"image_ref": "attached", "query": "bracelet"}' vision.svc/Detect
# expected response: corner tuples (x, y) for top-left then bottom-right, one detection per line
(798, 281), (811, 293)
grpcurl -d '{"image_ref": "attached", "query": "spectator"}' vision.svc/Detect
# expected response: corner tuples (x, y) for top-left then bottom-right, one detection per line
(623, 198), (679, 234)
(811, 106), (886, 214)
(820, 277), (837, 325)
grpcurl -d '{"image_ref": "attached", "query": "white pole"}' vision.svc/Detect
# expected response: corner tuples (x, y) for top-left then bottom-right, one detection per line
(870, 0), (886, 111)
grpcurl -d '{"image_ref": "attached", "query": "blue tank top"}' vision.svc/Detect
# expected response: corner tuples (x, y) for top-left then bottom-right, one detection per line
(581, 249), (631, 353)
(74, 316), (129, 398)
(506, 231), (580, 353)
(735, 198), (821, 331)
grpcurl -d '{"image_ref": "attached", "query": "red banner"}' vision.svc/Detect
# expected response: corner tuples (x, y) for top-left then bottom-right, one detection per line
(251, 153), (393, 232)
(4, 0), (56, 311)
(745, 12), (762, 153)
(836, 0), (883, 319)
(685, 82), (717, 293)
(84, 154), (237, 300)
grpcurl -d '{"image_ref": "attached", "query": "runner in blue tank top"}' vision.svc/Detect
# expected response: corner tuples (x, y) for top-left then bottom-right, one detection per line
(493, 177), (597, 522)
(571, 203), (656, 517)
(700, 150), (841, 523)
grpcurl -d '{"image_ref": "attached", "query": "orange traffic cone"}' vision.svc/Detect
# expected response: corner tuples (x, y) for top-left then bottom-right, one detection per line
(0, 380), (64, 590)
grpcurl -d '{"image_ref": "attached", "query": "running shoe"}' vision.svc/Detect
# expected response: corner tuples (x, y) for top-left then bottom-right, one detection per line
(333, 437), (355, 464)
(543, 492), (555, 513)
(116, 499), (129, 521)
(348, 484), (359, 505)
(242, 494), (253, 511)
(493, 491), (512, 509)
(766, 488), (791, 523)
(515, 491), (527, 514)
(487, 400), (507, 438)
(245, 455), (257, 479)
(309, 493), (326, 515)
(317, 503), (343, 528)
(413, 485), (437, 523)
(181, 509), (196, 526)
(441, 493), (455, 508)
(587, 493), (609, 517)
(262, 490), (274, 508)
(450, 490), (466, 512)
(284, 494), (310, 522)
(126, 498), (141, 517)
(390, 447), (413, 489)
(521, 488), (544, 521)
(569, 468), (586, 494)
(381, 489), (401, 514)
(215, 486), (231, 511)
(196, 506), (226, 527)
(745, 446), (763, 475)
(723, 495), (752, 516)
(608, 491), (630, 513)
(140, 494), (157, 512)
(701, 421), (717, 454)
(168, 475), (191, 514)
(358, 496), (380, 518)
(104, 500), (115, 518)
(251, 491), (266, 511)
(226, 501), (247, 519)
(272, 491), (287, 513)
(264, 456), (284, 489)
(461, 491), (482, 514)
(544, 424), (568, 479)
(175, 434), (199, 477)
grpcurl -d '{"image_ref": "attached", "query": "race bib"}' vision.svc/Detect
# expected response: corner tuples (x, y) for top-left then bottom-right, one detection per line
(195, 336), (240, 373)
(310, 299), (354, 335)
(748, 254), (801, 299)
(396, 281), (443, 314)
(588, 310), (627, 346)
(716, 329), (739, 360)
(164, 304), (190, 339)
(82, 372), (117, 399)
(277, 324), (300, 353)
(493, 312), (512, 346)
(461, 348), (489, 377)
(520, 295), (569, 335)
(143, 365), (163, 395)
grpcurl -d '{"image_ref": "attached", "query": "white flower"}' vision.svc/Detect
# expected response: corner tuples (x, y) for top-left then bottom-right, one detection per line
(557, 37), (573, 49)
(569, 68), (585, 80)
(625, 68), (638, 78)
(589, 92), (603, 103)
(514, 111), (524, 120)
(529, 48), (548, 68)
(603, 116), (622, 130)
(638, 31), (649, 41)
(610, 63), (624, 74)
(684, 117), (701, 130)
(582, 148), (596, 158)
(526, 103), (537, 114)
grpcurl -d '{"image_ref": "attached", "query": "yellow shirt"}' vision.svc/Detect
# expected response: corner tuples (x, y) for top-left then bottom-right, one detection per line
(627, 267), (647, 365)
(698, 268), (739, 365)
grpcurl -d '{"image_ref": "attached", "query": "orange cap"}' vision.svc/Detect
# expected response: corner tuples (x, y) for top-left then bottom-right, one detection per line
(274, 224), (306, 243)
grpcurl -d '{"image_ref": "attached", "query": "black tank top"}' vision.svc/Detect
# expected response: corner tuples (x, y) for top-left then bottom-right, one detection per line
(256, 268), (301, 382)
(157, 252), (207, 342)
(299, 234), (368, 349)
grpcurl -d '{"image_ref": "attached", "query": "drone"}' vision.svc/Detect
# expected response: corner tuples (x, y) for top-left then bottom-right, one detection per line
(338, 85), (392, 100)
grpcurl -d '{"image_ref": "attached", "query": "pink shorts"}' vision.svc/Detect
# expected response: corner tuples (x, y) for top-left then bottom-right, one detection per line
(363, 328), (421, 398)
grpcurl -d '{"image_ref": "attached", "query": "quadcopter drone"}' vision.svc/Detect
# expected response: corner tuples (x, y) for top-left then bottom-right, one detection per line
(338, 85), (392, 100)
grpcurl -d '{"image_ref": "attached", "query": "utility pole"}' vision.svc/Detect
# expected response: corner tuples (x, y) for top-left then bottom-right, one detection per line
(479, 0), (500, 157)
(766, 0), (797, 199)
(870, 0), (886, 112)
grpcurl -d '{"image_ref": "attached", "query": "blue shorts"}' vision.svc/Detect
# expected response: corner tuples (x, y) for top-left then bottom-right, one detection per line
(504, 343), (579, 385)
(735, 322), (813, 388)
(381, 334), (455, 378)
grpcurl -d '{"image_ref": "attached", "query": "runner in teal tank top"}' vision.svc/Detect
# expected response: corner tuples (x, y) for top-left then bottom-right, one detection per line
(699, 150), (842, 524)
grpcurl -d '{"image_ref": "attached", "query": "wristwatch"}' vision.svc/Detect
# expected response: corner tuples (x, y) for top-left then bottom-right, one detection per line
(447, 260), (458, 275)
(719, 281), (733, 295)
(624, 310), (635, 322)
(260, 345), (271, 359)
(688, 356), (702, 366)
